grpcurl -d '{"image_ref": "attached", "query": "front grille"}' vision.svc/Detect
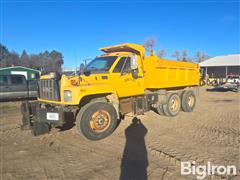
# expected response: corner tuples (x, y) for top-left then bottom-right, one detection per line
(38, 79), (60, 101)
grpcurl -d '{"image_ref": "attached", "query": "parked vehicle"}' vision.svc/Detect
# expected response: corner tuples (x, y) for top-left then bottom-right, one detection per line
(0, 74), (38, 101)
(216, 75), (240, 92)
(21, 43), (200, 140)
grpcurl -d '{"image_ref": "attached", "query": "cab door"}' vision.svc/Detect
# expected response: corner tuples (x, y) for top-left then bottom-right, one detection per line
(0, 75), (10, 100)
(110, 56), (144, 97)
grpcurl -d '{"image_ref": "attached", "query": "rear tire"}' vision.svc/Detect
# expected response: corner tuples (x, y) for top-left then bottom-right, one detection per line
(76, 101), (118, 140)
(207, 79), (211, 86)
(232, 85), (240, 92)
(181, 90), (196, 112)
(163, 93), (181, 117)
(156, 103), (165, 115)
(200, 79), (205, 86)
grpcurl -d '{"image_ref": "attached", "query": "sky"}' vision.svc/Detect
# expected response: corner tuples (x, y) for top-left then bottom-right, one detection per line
(1, 0), (239, 69)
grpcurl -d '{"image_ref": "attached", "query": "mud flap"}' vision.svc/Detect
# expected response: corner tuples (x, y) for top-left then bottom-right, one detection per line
(21, 101), (51, 136)
(32, 121), (50, 136)
(21, 101), (32, 130)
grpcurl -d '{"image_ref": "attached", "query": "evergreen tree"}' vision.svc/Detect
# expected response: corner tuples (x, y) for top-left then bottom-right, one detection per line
(20, 50), (29, 67)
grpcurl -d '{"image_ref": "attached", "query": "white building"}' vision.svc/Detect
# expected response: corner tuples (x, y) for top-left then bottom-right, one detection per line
(199, 54), (240, 78)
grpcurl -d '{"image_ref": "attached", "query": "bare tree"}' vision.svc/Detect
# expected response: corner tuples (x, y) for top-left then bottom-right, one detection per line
(172, 50), (192, 62)
(172, 50), (182, 61)
(195, 51), (210, 62)
(157, 49), (167, 59)
(29, 54), (40, 69)
(182, 50), (188, 62)
(143, 37), (157, 52)
(50, 50), (64, 72)
(0, 43), (65, 72)
(7, 51), (20, 66)
(187, 57), (194, 62)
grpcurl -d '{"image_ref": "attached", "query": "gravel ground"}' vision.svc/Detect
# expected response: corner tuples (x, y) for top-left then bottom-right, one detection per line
(0, 87), (239, 180)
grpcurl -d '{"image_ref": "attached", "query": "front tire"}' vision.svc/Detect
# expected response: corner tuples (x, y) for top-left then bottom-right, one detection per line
(76, 101), (118, 140)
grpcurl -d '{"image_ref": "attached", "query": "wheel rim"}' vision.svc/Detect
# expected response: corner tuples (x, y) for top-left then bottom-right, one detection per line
(89, 110), (111, 133)
(188, 95), (195, 107)
(170, 96), (179, 112)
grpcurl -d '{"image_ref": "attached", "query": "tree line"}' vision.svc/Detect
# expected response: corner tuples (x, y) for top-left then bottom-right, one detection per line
(144, 37), (210, 62)
(0, 38), (208, 75)
(0, 44), (64, 74)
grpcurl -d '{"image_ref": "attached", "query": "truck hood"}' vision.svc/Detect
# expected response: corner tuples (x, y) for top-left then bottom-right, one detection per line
(79, 73), (109, 86)
(61, 73), (110, 88)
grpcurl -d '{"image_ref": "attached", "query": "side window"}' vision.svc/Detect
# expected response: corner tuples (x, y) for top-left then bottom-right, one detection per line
(123, 57), (131, 73)
(0, 76), (8, 86)
(11, 76), (24, 85)
(113, 57), (131, 73)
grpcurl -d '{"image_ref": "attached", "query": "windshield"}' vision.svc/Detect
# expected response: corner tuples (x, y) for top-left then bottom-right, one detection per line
(85, 56), (118, 73)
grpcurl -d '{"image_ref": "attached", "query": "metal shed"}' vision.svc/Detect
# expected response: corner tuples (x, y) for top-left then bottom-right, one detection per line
(0, 66), (40, 80)
(199, 54), (240, 78)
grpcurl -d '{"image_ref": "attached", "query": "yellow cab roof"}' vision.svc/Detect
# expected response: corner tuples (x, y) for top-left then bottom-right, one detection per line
(100, 43), (145, 57)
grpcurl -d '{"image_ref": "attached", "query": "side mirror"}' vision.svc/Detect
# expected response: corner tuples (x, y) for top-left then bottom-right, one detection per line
(79, 63), (85, 75)
(130, 54), (138, 79)
(131, 69), (139, 79)
(130, 54), (138, 70)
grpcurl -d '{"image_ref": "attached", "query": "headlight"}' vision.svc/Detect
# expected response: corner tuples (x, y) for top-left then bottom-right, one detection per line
(50, 72), (56, 79)
(64, 90), (72, 102)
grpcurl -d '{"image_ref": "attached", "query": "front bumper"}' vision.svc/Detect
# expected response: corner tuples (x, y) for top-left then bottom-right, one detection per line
(21, 101), (75, 136)
(34, 102), (65, 126)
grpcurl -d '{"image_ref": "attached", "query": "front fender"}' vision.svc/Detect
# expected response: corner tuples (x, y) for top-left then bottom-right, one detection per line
(72, 84), (117, 105)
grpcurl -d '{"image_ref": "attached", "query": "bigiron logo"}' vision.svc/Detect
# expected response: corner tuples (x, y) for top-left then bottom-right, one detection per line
(181, 161), (237, 179)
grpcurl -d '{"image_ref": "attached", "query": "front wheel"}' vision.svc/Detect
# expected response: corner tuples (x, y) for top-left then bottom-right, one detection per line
(75, 101), (118, 140)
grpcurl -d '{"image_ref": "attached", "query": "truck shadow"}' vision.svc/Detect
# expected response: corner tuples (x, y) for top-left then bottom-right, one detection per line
(120, 117), (148, 180)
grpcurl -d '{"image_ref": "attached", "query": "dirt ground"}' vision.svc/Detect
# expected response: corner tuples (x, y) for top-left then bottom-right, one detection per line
(0, 87), (239, 180)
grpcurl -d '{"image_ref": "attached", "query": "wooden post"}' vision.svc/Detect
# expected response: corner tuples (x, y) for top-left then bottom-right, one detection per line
(225, 66), (228, 78)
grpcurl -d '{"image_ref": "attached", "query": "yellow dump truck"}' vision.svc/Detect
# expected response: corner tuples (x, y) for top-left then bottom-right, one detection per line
(21, 43), (200, 140)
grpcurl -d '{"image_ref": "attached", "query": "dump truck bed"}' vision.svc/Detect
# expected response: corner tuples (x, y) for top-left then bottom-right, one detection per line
(100, 43), (199, 89)
(143, 56), (200, 89)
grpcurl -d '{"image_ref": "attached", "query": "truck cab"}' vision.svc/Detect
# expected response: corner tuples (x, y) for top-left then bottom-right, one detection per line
(38, 44), (145, 105)
(83, 52), (144, 97)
